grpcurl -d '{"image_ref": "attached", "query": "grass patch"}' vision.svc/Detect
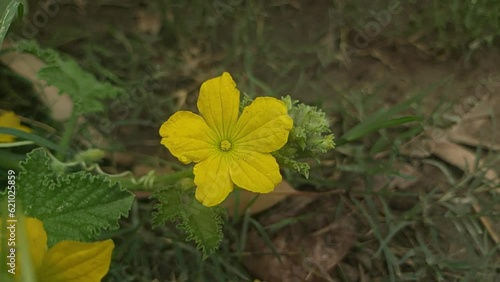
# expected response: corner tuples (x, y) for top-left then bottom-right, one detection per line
(1, 0), (499, 281)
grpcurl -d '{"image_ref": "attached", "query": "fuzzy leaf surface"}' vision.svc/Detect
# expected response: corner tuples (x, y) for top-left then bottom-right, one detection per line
(15, 148), (134, 246)
(16, 40), (123, 115)
(152, 186), (224, 258)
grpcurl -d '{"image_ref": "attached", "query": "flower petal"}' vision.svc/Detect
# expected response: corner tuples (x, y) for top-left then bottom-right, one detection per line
(24, 217), (48, 270)
(0, 111), (32, 143)
(197, 72), (240, 139)
(233, 97), (292, 152)
(38, 239), (114, 282)
(194, 154), (233, 206)
(160, 111), (217, 164)
(229, 150), (282, 193)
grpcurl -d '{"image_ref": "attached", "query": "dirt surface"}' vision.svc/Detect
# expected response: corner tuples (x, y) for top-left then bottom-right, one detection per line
(4, 0), (499, 281)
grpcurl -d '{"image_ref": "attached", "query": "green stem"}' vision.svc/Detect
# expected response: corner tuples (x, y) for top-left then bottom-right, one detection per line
(56, 112), (78, 161)
(118, 168), (194, 191)
(155, 168), (194, 185)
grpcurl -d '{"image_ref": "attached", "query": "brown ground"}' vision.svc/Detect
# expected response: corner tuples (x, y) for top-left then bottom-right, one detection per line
(4, 0), (499, 281)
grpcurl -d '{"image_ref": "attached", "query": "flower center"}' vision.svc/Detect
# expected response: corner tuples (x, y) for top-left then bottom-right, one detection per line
(219, 140), (232, 151)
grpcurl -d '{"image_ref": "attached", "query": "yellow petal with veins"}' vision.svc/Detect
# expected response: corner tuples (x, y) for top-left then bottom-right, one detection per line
(233, 97), (292, 153)
(194, 154), (233, 206)
(25, 217), (48, 271)
(197, 72), (240, 139)
(159, 72), (294, 207)
(38, 239), (114, 282)
(160, 111), (217, 164)
(16, 217), (47, 281)
(229, 150), (282, 193)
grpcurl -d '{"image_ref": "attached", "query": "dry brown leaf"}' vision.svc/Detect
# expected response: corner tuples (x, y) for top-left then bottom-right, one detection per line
(432, 140), (499, 186)
(399, 130), (434, 158)
(174, 89), (188, 108)
(244, 215), (356, 282)
(389, 162), (420, 189)
(399, 116), (500, 245)
(446, 95), (500, 151)
(221, 180), (300, 217)
(400, 127), (498, 187)
(447, 122), (500, 151)
(431, 140), (500, 244)
(472, 203), (500, 244)
(136, 10), (162, 35)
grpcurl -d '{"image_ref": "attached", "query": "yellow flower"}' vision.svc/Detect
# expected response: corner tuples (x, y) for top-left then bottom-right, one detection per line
(0, 111), (32, 143)
(4, 217), (114, 282)
(159, 72), (293, 206)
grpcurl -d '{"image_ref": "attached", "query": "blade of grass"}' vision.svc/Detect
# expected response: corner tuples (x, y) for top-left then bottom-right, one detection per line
(248, 217), (282, 263)
(0, 0), (22, 48)
(265, 213), (315, 233)
(0, 140), (34, 147)
(338, 116), (421, 146)
(352, 195), (400, 282)
(373, 196), (413, 258)
(237, 210), (251, 256)
(337, 79), (451, 146)
(0, 127), (60, 151)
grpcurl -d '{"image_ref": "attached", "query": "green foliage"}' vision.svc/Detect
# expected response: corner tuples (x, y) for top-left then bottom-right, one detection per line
(14, 40), (59, 63)
(341, 0), (500, 52)
(14, 40), (123, 115)
(336, 88), (432, 146)
(152, 185), (225, 259)
(406, 0), (500, 50)
(0, 0), (23, 49)
(239, 92), (254, 111)
(0, 127), (59, 151)
(74, 148), (106, 164)
(273, 95), (335, 178)
(13, 148), (134, 246)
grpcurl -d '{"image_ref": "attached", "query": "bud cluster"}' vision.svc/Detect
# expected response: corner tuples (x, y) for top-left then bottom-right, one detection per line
(275, 96), (335, 178)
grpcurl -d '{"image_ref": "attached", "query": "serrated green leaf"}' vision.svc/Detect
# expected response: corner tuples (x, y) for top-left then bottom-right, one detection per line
(16, 148), (134, 246)
(37, 61), (122, 114)
(180, 199), (225, 259)
(15, 41), (123, 115)
(37, 65), (79, 97)
(15, 40), (60, 63)
(152, 186), (225, 258)
(272, 151), (310, 178)
(152, 186), (185, 224)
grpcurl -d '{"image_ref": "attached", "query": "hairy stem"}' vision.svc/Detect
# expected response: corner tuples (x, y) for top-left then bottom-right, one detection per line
(119, 167), (194, 191)
(56, 112), (78, 161)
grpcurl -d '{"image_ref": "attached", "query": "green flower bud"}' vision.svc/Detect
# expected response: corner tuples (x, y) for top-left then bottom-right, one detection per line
(75, 149), (106, 164)
(273, 96), (335, 178)
(178, 178), (196, 191)
(238, 94), (334, 178)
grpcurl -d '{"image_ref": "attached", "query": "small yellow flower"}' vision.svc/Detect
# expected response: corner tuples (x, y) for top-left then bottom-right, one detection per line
(0, 111), (32, 143)
(159, 72), (293, 206)
(6, 217), (114, 282)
